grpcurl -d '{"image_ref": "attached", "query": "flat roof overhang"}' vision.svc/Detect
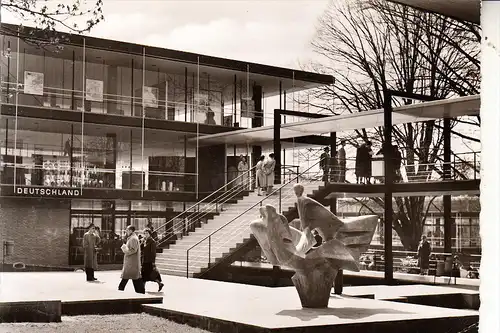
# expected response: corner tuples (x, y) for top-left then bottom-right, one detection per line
(192, 94), (480, 146)
(386, 0), (480, 24)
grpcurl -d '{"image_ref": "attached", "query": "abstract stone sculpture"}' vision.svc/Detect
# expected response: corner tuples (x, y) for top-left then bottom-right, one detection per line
(250, 183), (378, 308)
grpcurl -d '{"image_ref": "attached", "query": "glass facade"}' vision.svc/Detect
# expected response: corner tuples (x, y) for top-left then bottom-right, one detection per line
(69, 199), (190, 265)
(0, 34), (298, 128)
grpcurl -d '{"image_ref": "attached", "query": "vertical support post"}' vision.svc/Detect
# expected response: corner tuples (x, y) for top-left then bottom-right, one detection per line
(443, 116), (452, 254)
(129, 129), (133, 189)
(383, 90), (394, 285)
(274, 109), (281, 185)
(184, 67), (188, 122)
(233, 75), (237, 126)
(330, 158), (343, 294)
(71, 50), (75, 109)
(70, 124), (74, 186)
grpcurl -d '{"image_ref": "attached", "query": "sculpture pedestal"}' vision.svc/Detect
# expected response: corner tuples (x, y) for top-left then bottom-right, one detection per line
(291, 264), (338, 308)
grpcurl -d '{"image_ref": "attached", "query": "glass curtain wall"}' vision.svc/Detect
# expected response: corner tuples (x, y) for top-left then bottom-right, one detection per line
(1, 32), (203, 196)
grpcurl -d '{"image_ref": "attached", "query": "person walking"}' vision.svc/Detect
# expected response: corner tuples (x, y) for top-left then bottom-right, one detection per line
(118, 225), (145, 294)
(83, 224), (100, 282)
(256, 155), (265, 196)
(338, 141), (346, 182)
(141, 228), (164, 292)
(320, 147), (331, 182)
(417, 235), (432, 275)
(263, 153), (276, 195)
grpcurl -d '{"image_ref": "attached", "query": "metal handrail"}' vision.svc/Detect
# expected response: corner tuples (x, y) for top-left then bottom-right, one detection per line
(184, 171), (323, 270)
(155, 174), (259, 247)
(186, 157), (324, 277)
(153, 164), (257, 244)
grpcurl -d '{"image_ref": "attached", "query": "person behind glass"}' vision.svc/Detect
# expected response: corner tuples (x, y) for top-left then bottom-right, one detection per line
(338, 140), (346, 182)
(417, 235), (431, 275)
(256, 155), (266, 196)
(263, 153), (276, 195)
(118, 225), (145, 294)
(237, 155), (249, 190)
(83, 223), (100, 282)
(204, 109), (217, 125)
(141, 228), (164, 292)
(320, 147), (331, 182)
(146, 221), (158, 241)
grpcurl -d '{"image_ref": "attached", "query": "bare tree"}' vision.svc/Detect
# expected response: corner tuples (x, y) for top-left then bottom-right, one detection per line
(301, 0), (480, 250)
(1, 0), (104, 49)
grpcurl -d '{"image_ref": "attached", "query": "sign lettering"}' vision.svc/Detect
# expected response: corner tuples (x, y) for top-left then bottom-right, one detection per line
(14, 187), (82, 197)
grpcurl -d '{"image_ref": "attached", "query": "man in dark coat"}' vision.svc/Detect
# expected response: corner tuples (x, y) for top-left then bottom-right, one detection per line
(337, 140), (347, 182)
(417, 235), (432, 275)
(141, 228), (164, 292)
(392, 145), (402, 182)
(320, 147), (331, 182)
(83, 224), (100, 281)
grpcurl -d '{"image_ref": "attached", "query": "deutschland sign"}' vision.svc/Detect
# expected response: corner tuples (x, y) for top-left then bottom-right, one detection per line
(15, 187), (82, 197)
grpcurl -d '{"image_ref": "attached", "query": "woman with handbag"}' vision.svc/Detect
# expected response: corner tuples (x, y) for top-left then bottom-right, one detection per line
(141, 228), (164, 292)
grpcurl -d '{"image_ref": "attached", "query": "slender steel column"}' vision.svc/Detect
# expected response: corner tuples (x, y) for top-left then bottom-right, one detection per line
(383, 90), (394, 284)
(273, 109), (281, 185)
(443, 116), (452, 253)
(184, 67), (188, 121)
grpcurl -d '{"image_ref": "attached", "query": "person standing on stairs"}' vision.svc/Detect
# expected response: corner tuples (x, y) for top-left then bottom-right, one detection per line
(338, 140), (347, 182)
(320, 147), (331, 182)
(237, 155), (249, 190)
(256, 155), (266, 196)
(263, 153), (276, 195)
(141, 228), (164, 292)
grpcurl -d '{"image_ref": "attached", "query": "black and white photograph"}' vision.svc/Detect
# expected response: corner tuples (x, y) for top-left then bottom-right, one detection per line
(0, 0), (497, 332)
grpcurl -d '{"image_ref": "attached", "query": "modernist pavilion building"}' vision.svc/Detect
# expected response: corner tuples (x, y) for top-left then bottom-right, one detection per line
(0, 24), (334, 267)
(0, 23), (480, 269)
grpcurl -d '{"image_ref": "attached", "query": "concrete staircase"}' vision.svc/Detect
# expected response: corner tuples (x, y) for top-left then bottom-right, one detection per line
(156, 181), (322, 277)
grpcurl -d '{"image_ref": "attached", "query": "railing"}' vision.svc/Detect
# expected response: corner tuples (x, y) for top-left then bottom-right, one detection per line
(185, 157), (325, 278)
(1, 82), (314, 128)
(246, 248), (480, 280)
(0, 161), (209, 194)
(358, 249), (481, 279)
(322, 151), (480, 184)
(153, 165), (258, 247)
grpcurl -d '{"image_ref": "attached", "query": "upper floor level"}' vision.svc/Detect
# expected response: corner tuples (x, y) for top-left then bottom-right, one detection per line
(0, 24), (333, 129)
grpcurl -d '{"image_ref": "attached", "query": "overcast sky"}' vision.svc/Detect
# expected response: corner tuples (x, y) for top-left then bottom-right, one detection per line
(2, 0), (330, 69)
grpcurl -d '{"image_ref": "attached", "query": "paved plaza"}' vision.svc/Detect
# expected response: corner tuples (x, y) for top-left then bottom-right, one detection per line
(0, 271), (479, 333)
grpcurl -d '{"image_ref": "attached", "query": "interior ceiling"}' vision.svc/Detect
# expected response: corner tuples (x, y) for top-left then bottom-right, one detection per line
(192, 94), (480, 145)
(386, 0), (480, 24)
(5, 35), (322, 98)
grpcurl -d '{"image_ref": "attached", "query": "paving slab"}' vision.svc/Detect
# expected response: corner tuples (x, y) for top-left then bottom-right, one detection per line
(0, 271), (163, 318)
(141, 276), (478, 333)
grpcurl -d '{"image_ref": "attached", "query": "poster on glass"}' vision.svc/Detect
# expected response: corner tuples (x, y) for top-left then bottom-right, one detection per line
(23, 71), (44, 96)
(143, 86), (159, 108)
(86, 79), (104, 102)
(241, 98), (255, 118)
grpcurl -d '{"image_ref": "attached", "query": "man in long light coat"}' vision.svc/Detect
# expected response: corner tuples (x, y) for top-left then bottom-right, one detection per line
(263, 153), (276, 195)
(118, 225), (145, 294)
(83, 224), (100, 281)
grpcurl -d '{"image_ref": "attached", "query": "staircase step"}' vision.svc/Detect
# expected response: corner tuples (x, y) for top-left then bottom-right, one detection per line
(159, 180), (322, 276)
